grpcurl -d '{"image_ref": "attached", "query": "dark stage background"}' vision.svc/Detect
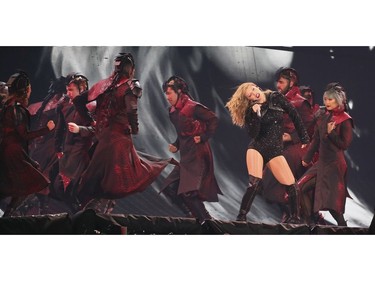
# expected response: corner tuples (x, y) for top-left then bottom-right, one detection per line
(1, 46), (374, 227)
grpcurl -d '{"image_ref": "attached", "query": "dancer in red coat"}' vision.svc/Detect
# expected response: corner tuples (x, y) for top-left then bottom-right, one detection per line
(0, 71), (55, 216)
(298, 83), (353, 226)
(74, 53), (174, 210)
(162, 76), (222, 224)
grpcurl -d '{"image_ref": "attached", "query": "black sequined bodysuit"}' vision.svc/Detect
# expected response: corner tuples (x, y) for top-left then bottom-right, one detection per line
(246, 91), (309, 164)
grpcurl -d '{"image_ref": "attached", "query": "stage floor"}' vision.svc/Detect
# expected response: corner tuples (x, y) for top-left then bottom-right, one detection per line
(0, 210), (371, 234)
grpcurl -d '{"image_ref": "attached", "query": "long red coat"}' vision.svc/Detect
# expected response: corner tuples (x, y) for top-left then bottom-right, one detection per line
(163, 94), (222, 202)
(0, 102), (51, 198)
(76, 77), (173, 204)
(303, 110), (353, 214)
(54, 98), (93, 181)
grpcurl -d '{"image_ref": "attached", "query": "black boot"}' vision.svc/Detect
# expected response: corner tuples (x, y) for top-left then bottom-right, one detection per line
(312, 212), (326, 225)
(279, 203), (291, 223)
(236, 175), (261, 221)
(183, 192), (212, 224)
(83, 198), (104, 212)
(63, 182), (81, 213)
(36, 194), (50, 215)
(330, 210), (347, 226)
(163, 182), (193, 217)
(298, 175), (316, 224)
(284, 183), (301, 224)
(3, 196), (28, 217)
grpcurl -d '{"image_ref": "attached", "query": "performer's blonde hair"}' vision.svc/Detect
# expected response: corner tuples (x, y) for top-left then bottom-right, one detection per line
(226, 82), (257, 128)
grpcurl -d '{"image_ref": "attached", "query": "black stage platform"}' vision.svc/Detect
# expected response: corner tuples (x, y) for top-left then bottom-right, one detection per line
(0, 209), (372, 234)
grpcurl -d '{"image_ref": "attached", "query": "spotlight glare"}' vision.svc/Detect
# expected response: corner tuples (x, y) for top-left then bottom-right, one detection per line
(348, 100), (353, 110)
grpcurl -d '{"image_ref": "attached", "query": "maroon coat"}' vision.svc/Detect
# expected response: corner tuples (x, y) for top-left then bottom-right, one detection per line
(283, 86), (314, 142)
(163, 94), (222, 202)
(76, 76), (173, 203)
(28, 94), (65, 177)
(303, 109), (353, 214)
(0, 102), (51, 198)
(282, 86), (314, 179)
(54, 97), (93, 181)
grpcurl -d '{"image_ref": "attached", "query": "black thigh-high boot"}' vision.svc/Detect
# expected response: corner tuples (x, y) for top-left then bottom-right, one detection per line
(284, 182), (301, 224)
(279, 203), (291, 223)
(182, 191), (212, 224)
(236, 175), (262, 221)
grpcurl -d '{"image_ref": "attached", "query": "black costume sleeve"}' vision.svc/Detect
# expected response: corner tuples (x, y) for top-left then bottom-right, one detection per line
(244, 107), (260, 139)
(125, 91), (139, 135)
(290, 100), (314, 143)
(276, 93), (310, 144)
(194, 104), (218, 143)
(54, 104), (66, 152)
(10, 105), (50, 141)
(72, 90), (95, 125)
(78, 125), (96, 138)
(327, 119), (353, 150)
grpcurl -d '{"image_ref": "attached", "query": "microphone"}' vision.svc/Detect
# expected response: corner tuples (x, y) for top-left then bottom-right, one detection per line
(256, 107), (261, 118)
(251, 102), (262, 117)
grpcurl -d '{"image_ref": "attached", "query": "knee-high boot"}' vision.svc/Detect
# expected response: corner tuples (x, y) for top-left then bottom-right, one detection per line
(284, 182), (301, 224)
(183, 192), (212, 224)
(330, 210), (347, 226)
(163, 181), (193, 217)
(2, 196), (28, 217)
(36, 194), (50, 215)
(236, 175), (261, 221)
